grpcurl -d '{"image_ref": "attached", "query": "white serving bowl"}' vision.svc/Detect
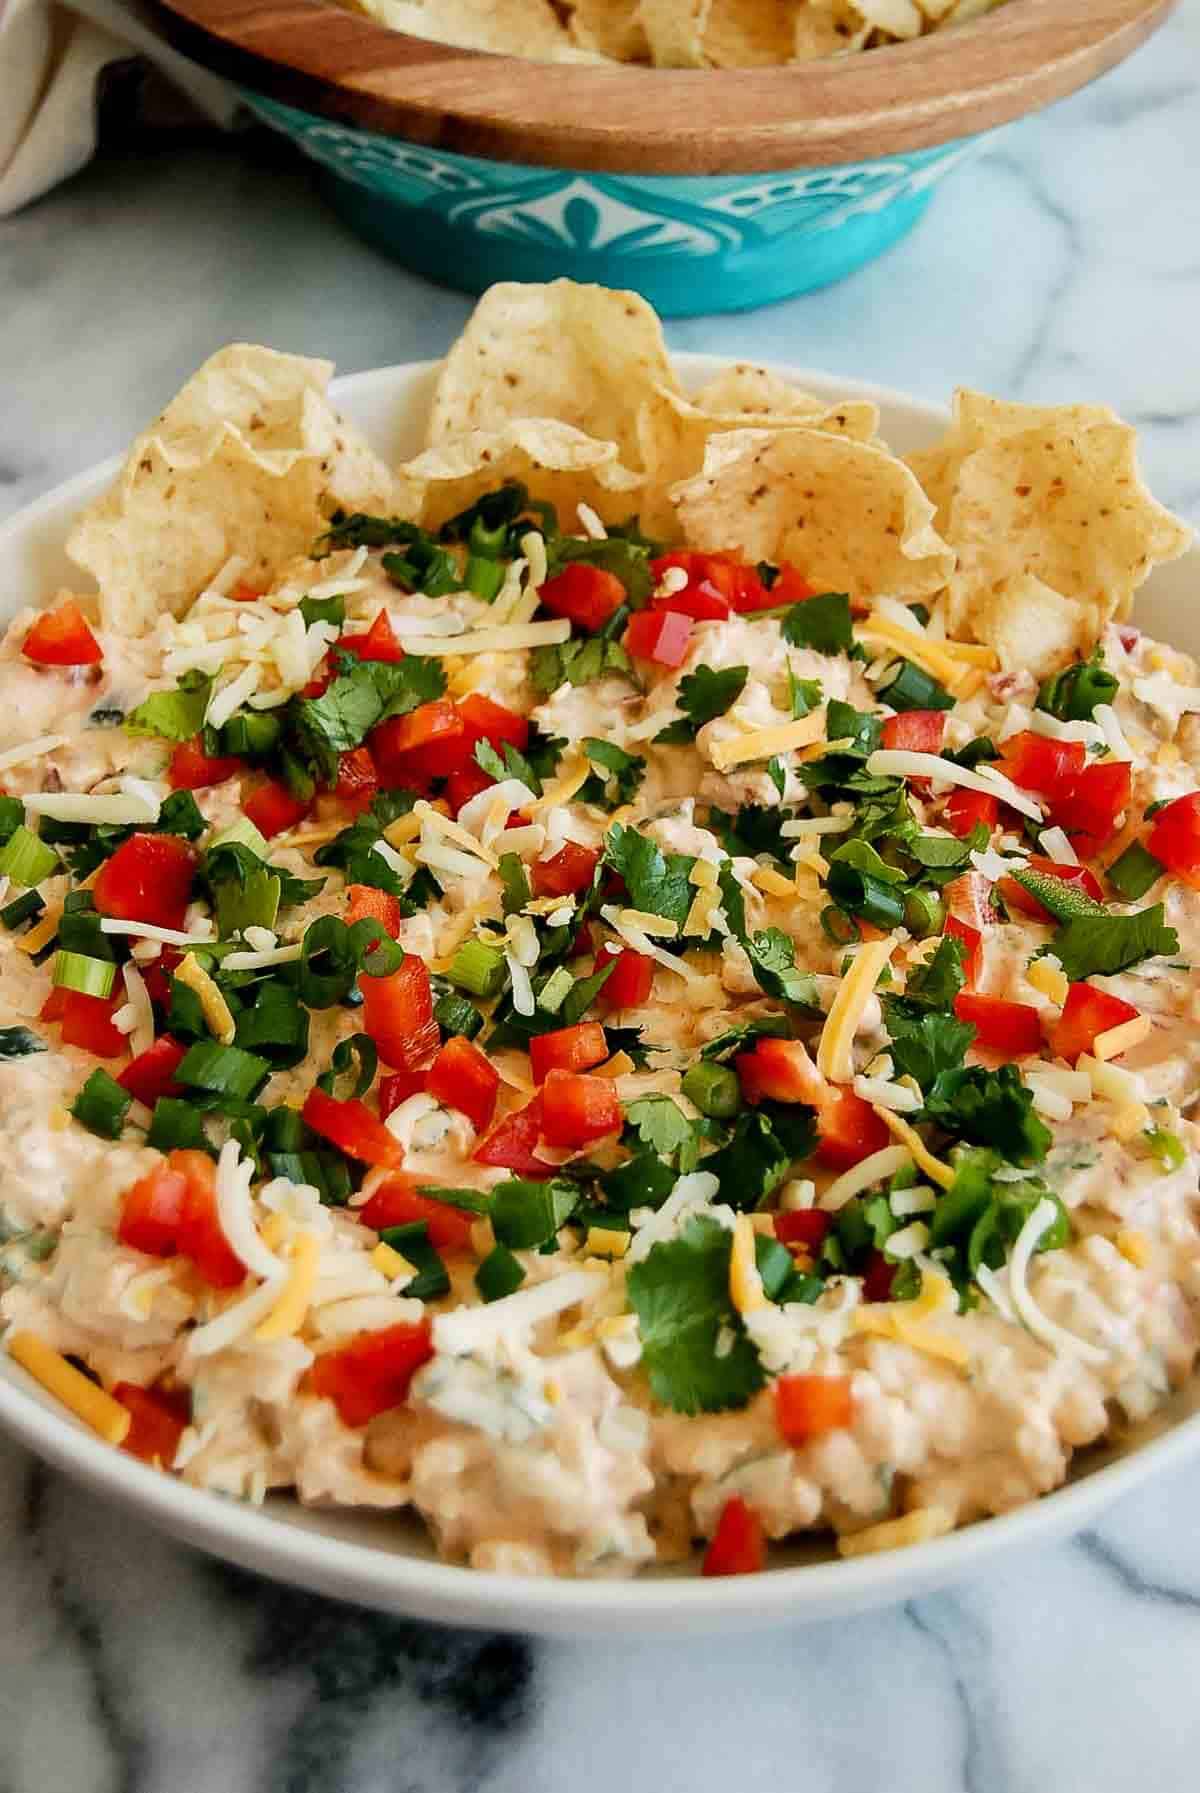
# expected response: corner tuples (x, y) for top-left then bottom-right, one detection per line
(1, 355), (1196, 1637)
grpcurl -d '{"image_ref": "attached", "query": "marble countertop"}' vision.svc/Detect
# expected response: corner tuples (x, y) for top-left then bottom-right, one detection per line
(3, 6), (1200, 1787)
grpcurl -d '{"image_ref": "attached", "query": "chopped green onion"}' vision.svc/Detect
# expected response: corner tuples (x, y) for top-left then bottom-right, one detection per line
(876, 658), (954, 713)
(499, 852), (531, 917)
(316, 1031), (377, 1100)
(264, 1106), (307, 1151)
(600, 1151), (677, 1213)
(294, 915), (403, 1008)
(467, 513), (511, 558)
(71, 1069), (132, 1140)
(415, 1183), (493, 1215)
(465, 555), (506, 601)
(1143, 1126), (1186, 1172)
(175, 1041), (271, 1101)
(378, 1221), (450, 1300)
(267, 1148), (353, 1206)
(432, 987), (484, 1040)
(446, 938), (508, 999)
(167, 979), (208, 1041)
(825, 865), (906, 932)
(58, 893), (116, 960)
(210, 816), (271, 859)
(475, 1243), (526, 1302)
(51, 951), (117, 999)
(903, 888), (945, 938)
(234, 983), (310, 1067)
(0, 796), (24, 844)
(158, 791), (207, 840)
(1037, 655), (1118, 723)
(0, 826), (58, 887)
(821, 905), (862, 946)
(0, 1026), (46, 1058)
(146, 1097), (210, 1152)
(681, 1060), (742, 1119)
(219, 711), (283, 759)
(299, 593), (346, 629)
(0, 890), (45, 931)
(1106, 841), (1164, 902)
(537, 967), (574, 1015)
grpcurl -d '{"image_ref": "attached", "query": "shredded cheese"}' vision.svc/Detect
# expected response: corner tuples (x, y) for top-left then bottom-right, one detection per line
(836, 1507), (955, 1558)
(616, 909), (678, 939)
(0, 734), (69, 772)
(1116, 1229), (1151, 1268)
(585, 1226), (630, 1259)
(394, 619), (570, 657)
(7, 1333), (132, 1444)
(819, 1145), (912, 1212)
(173, 953), (236, 1045)
(1025, 958), (1069, 1006)
(708, 712), (825, 771)
(1092, 1013), (1152, 1061)
(854, 1270), (968, 1369)
(255, 1233), (319, 1340)
(729, 1213), (769, 1315)
(751, 866), (795, 899)
(372, 1241), (418, 1283)
(816, 936), (893, 1084)
(866, 749), (1043, 821)
(433, 1268), (605, 1354)
(532, 758), (591, 812)
(872, 1108), (955, 1189)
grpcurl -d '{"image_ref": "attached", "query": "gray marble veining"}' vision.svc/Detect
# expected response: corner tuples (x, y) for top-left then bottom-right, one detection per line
(1, 6), (1200, 1788)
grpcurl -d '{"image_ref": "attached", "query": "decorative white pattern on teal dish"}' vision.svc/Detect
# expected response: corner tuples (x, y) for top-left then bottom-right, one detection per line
(241, 94), (992, 314)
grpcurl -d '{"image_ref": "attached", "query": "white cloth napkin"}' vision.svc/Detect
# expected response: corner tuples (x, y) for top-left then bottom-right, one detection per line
(0, 0), (238, 216)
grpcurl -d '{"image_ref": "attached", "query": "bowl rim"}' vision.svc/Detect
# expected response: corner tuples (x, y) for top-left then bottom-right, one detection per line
(2, 350), (1199, 1636)
(148, 0), (1177, 176)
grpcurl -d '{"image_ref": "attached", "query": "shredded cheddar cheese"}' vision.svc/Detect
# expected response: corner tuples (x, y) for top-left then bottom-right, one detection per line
(8, 1332), (131, 1445)
(173, 952), (237, 1046)
(255, 1233), (319, 1340)
(816, 937), (893, 1084)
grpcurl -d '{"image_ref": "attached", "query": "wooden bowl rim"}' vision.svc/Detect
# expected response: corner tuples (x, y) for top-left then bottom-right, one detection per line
(150, 0), (1178, 173)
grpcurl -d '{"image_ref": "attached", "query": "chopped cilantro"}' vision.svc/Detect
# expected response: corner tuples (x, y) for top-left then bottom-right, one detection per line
(579, 738), (645, 809)
(903, 934), (968, 1007)
(789, 672), (823, 719)
(654, 664), (747, 744)
(623, 1095), (707, 1172)
(289, 656), (444, 785)
(545, 534), (654, 606)
(704, 1103), (816, 1210)
(530, 635), (635, 698)
(883, 999), (975, 1090)
(924, 1063), (1051, 1164)
(125, 671), (212, 742)
(780, 592), (853, 655)
(1047, 903), (1178, 980)
(603, 823), (695, 928)
(699, 1016), (791, 1062)
(626, 1217), (765, 1414)
(743, 928), (822, 1010)
(715, 804), (793, 864)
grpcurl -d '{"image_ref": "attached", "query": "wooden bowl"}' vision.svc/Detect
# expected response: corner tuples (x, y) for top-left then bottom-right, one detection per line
(149, 0), (1177, 311)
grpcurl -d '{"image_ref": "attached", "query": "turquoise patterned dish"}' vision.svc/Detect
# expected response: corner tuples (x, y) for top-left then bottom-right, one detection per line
(243, 93), (988, 316)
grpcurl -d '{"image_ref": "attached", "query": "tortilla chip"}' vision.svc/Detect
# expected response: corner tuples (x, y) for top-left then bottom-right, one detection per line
(396, 419), (643, 533)
(792, 0), (869, 59)
(851, 0), (922, 37)
(426, 281), (678, 476)
(671, 426), (954, 602)
(970, 573), (1089, 679)
(67, 345), (400, 636)
(564, 0), (649, 60)
(637, 381), (879, 535)
(635, 0), (711, 65)
(913, 391), (1193, 645)
(702, 0), (795, 65)
(358, 0), (575, 57)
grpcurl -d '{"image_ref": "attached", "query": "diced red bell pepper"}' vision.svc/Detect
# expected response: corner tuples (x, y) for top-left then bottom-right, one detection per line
(172, 1149), (245, 1289)
(1148, 791), (1200, 879)
(113, 1381), (190, 1468)
(944, 915), (982, 987)
(1048, 982), (1140, 1064)
(1050, 760), (1132, 847)
(117, 1161), (189, 1257)
(369, 700), (468, 787)
(774, 1209), (830, 1251)
(378, 1070), (428, 1117)
(767, 564), (817, 608)
(425, 1034), (501, 1133)
(230, 582), (264, 603)
(650, 551), (732, 620)
(998, 856), (1104, 922)
(999, 731), (1087, 796)
(117, 1034), (188, 1106)
(862, 1249), (895, 1303)
(457, 693), (530, 757)
(473, 1095), (550, 1176)
(595, 945), (654, 1010)
(93, 833), (197, 932)
(541, 1069), (622, 1149)
(444, 763), (496, 816)
(139, 946), (182, 1010)
(945, 870), (995, 933)
(943, 787), (999, 838)
(702, 1496), (765, 1577)
(309, 1318), (435, 1428)
(881, 709), (947, 755)
(624, 608), (693, 668)
(529, 1021), (609, 1084)
(538, 564), (625, 633)
(359, 954), (440, 1073)
(359, 1174), (476, 1252)
(774, 1373), (854, 1446)
(737, 1038), (826, 1107)
(22, 599), (102, 666)
(334, 746), (380, 815)
(814, 1087), (891, 1171)
(345, 883), (402, 940)
(340, 609), (404, 663)
(302, 1087), (404, 1168)
(167, 735), (242, 791)
(42, 988), (127, 1058)
(1147, 790), (1200, 879)
(953, 991), (1043, 1057)
(531, 843), (601, 899)
(243, 779), (312, 839)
